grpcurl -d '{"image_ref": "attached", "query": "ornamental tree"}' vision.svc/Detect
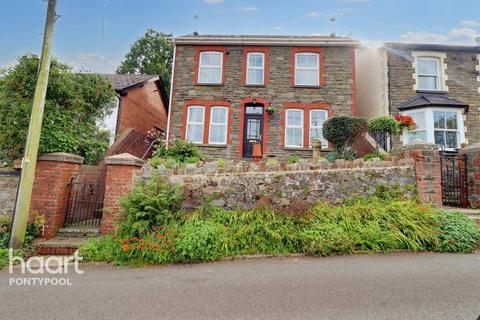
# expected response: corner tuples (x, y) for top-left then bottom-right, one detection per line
(0, 54), (116, 164)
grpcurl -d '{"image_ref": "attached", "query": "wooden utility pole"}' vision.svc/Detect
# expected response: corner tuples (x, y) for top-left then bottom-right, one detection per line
(10, 0), (57, 248)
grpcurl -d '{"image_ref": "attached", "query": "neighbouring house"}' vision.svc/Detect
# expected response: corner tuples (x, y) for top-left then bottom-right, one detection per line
(357, 42), (480, 151)
(167, 34), (359, 159)
(101, 74), (169, 145)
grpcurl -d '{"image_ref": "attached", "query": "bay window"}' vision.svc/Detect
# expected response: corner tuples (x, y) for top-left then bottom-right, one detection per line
(295, 53), (319, 86)
(208, 107), (228, 145)
(186, 106), (205, 144)
(403, 108), (464, 150)
(198, 51), (223, 84)
(285, 109), (304, 147)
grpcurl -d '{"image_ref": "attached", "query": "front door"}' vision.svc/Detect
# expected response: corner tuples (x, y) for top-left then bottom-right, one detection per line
(242, 105), (264, 158)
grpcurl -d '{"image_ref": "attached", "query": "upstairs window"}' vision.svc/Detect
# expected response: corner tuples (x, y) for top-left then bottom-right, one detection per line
(246, 52), (265, 85)
(295, 53), (319, 86)
(417, 57), (441, 91)
(285, 109), (304, 147)
(186, 106), (205, 144)
(309, 109), (328, 148)
(198, 52), (223, 84)
(208, 107), (228, 145)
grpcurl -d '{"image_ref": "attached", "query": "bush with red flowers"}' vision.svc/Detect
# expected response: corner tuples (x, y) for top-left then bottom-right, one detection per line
(394, 114), (415, 130)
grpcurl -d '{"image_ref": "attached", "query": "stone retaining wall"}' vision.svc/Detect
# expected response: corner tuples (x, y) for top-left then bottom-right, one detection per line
(0, 170), (19, 216)
(140, 158), (416, 212)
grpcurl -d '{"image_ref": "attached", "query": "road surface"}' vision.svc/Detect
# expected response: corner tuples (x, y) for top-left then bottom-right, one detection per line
(1, 253), (480, 320)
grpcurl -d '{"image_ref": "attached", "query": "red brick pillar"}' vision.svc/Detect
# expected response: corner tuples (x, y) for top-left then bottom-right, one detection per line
(460, 143), (480, 208)
(30, 153), (84, 238)
(400, 142), (442, 206)
(101, 153), (144, 235)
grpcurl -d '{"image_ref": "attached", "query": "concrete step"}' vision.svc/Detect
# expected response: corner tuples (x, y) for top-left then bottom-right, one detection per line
(35, 236), (89, 255)
(56, 227), (101, 238)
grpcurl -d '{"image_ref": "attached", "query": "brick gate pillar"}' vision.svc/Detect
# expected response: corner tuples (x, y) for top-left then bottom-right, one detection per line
(460, 143), (480, 208)
(400, 142), (442, 206)
(30, 152), (84, 239)
(101, 153), (144, 235)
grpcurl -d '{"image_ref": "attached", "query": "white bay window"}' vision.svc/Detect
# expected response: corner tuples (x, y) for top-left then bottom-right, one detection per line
(403, 108), (465, 150)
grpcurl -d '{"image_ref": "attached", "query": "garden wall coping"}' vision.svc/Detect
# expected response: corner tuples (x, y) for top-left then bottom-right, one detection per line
(38, 152), (84, 164)
(105, 153), (145, 167)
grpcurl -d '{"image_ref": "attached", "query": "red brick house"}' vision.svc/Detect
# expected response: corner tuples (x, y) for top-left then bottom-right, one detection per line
(167, 34), (359, 159)
(102, 74), (169, 144)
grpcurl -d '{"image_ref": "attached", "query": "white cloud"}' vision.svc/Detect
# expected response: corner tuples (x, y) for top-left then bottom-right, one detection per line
(238, 6), (258, 12)
(400, 27), (479, 45)
(461, 20), (480, 28)
(203, 0), (223, 4)
(306, 11), (320, 17)
(273, 26), (282, 31)
(66, 52), (120, 73)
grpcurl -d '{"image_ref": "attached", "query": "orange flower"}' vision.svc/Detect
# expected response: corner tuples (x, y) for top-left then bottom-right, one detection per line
(121, 244), (130, 252)
(155, 233), (164, 239)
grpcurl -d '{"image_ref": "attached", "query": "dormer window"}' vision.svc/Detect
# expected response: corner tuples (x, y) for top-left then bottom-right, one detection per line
(198, 51), (223, 84)
(412, 51), (447, 92)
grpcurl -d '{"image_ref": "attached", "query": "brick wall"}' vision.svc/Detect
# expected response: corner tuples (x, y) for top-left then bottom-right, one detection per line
(400, 143), (442, 206)
(101, 154), (144, 235)
(118, 80), (168, 136)
(387, 46), (480, 148)
(460, 143), (480, 208)
(30, 153), (83, 238)
(170, 44), (356, 160)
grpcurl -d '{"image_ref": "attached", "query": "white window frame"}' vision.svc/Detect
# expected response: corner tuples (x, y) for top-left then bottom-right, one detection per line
(309, 109), (328, 148)
(246, 52), (265, 85)
(208, 106), (228, 145)
(185, 106), (205, 144)
(417, 57), (441, 91)
(285, 109), (304, 148)
(198, 51), (223, 84)
(412, 51), (448, 92)
(402, 107), (465, 150)
(294, 53), (320, 86)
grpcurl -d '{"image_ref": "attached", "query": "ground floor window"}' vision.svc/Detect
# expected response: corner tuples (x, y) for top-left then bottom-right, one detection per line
(208, 107), (228, 144)
(285, 109), (304, 147)
(309, 109), (328, 148)
(284, 107), (329, 149)
(184, 102), (230, 145)
(186, 106), (205, 144)
(403, 107), (465, 150)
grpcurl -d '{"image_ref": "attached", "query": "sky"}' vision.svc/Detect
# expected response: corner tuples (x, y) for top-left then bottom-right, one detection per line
(1, 0), (479, 73)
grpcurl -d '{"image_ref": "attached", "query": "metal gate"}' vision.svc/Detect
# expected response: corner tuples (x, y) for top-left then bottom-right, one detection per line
(65, 173), (106, 227)
(440, 150), (468, 207)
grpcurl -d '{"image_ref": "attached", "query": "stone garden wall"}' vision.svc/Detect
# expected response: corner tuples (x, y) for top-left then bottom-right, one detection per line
(140, 157), (416, 212)
(0, 170), (19, 216)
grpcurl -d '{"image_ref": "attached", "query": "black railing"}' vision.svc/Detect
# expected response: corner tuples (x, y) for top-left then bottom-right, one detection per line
(368, 131), (389, 151)
(64, 174), (106, 227)
(440, 150), (468, 207)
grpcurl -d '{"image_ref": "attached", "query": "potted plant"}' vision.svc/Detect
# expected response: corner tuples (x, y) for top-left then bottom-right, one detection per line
(266, 106), (276, 115)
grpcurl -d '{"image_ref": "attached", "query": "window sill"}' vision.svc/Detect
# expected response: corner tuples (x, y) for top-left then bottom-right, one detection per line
(197, 144), (228, 148)
(244, 84), (266, 87)
(416, 90), (448, 94)
(293, 85), (321, 89)
(196, 83), (224, 87)
(283, 147), (332, 151)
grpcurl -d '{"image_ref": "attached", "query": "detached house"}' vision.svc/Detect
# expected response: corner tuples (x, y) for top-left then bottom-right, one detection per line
(167, 34), (359, 159)
(357, 42), (480, 150)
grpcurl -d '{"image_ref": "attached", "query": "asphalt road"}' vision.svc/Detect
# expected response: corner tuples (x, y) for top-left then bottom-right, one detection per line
(1, 253), (480, 320)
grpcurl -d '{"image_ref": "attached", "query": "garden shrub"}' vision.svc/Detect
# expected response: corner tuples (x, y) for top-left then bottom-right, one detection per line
(322, 116), (368, 159)
(431, 211), (480, 253)
(363, 150), (386, 161)
(0, 213), (44, 249)
(368, 116), (400, 135)
(287, 155), (301, 164)
(118, 177), (183, 237)
(150, 139), (202, 167)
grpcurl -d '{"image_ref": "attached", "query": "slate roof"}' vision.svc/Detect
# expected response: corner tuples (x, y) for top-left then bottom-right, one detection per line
(102, 74), (158, 91)
(398, 94), (468, 111)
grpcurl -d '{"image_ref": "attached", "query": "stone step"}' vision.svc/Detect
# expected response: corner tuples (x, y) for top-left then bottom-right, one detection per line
(56, 227), (101, 238)
(35, 236), (88, 255)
